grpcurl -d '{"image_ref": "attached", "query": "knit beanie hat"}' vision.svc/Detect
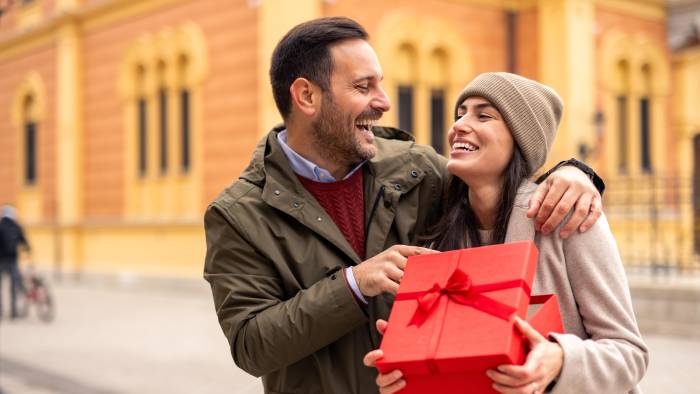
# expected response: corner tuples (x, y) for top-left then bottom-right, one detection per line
(454, 72), (563, 174)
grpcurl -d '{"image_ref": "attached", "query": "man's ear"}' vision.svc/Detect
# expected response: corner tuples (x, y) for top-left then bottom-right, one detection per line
(289, 78), (321, 117)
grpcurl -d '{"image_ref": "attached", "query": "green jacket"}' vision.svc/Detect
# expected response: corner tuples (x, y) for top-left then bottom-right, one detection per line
(204, 126), (447, 394)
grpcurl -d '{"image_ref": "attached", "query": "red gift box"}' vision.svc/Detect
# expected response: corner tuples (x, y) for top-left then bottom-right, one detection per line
(376, 241), (563, 394)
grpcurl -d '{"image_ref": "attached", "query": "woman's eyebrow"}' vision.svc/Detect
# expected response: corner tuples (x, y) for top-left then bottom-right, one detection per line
(460, 102), (497, 113)
(473, 103), (496, 111)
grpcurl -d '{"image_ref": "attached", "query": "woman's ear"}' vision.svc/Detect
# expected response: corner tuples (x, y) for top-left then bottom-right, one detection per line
(289, 78), (320, 117)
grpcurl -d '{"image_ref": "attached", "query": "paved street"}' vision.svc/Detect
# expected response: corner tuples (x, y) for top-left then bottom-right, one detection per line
(0, 277), (698, 394)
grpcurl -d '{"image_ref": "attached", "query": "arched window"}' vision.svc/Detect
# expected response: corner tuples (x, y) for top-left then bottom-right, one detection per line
(428, 49), (449, 154)
(178, 55), (191, 173)
(640, 64), (652, 173)
(157, 61), (168, 175)
(396, 44), (418, 133)
(136, 65), (147, 177)
(23, 94), (38, 185)
(119, 23), (207, 218)
(616, 60), (630, 173)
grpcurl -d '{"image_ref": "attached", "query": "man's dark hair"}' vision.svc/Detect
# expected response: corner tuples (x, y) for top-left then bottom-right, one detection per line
(269, 17), (368, 119)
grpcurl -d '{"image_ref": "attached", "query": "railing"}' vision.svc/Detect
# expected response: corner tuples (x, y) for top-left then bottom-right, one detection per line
(604, 176), (700, 275)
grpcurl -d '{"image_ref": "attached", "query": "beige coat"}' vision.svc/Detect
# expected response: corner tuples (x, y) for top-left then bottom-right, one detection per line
(503, 182), (648, 393)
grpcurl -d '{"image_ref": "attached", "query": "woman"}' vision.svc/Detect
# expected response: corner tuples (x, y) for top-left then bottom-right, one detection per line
(364, 72), (648, 394)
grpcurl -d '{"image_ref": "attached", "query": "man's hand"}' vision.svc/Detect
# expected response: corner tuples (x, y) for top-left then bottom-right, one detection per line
(363, 319), (406, 394)
(487, 317), (563, 394)
(352, 245), (436, 297)
(527, 165), (602, 239)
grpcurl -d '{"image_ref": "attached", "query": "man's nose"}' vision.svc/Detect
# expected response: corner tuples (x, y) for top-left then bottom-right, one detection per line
(372, 86), (391, 113)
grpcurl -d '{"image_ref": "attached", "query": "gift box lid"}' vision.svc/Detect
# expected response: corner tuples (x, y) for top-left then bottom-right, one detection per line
(377, 241), (539, 375)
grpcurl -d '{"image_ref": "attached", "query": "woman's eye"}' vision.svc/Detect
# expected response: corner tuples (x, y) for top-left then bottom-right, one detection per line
(479, 113), (494, 120)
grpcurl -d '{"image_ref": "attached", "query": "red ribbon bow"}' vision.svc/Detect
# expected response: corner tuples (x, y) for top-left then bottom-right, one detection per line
(394, 260), (531, 374)
(404, 266), (526, 326)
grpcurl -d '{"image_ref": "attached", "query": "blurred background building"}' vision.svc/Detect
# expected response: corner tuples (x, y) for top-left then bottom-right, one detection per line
(0, 0), (698, 279)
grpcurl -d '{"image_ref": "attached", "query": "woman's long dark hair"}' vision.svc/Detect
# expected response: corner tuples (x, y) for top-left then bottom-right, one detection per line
(422, 147), (529, 251)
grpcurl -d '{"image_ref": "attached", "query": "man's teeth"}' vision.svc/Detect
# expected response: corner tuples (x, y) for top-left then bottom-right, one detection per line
(453, 142), (479, 151)
(356, 120), (375, 131)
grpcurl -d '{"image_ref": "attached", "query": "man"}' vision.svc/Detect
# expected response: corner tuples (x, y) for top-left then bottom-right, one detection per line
(0, 205), (30, 319)
(204, 17), (603, 393)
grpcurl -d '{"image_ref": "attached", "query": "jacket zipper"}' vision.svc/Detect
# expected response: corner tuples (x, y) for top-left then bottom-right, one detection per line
(365, 185), (385, 239)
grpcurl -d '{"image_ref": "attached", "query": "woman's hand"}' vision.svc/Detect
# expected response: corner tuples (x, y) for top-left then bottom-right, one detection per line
(363, 319), (406, 394)
(527, 165), (602, 239)
(487, 317), (563, 394)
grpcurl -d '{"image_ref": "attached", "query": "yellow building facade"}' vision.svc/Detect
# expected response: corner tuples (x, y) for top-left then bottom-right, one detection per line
(0, 0), (693, 278)
(674, 45), (700, 258)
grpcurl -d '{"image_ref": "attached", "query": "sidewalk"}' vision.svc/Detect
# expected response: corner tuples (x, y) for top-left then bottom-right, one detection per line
(0, 277), (698, 394)
(0, 278), (261, 394)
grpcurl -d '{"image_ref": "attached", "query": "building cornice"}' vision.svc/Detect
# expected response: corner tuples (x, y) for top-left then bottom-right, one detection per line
(594, 0), (666, 21)
(0, 0), (187, 60)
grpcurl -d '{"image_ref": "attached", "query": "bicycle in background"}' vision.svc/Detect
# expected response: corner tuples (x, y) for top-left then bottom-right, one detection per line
(18, 265), (55, 323)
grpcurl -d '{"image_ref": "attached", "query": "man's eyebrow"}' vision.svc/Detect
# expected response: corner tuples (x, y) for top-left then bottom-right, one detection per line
(352, 74), (383, 84)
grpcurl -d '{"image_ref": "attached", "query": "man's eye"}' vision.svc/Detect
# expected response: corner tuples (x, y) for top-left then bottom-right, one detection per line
(356, 85), (369, 92)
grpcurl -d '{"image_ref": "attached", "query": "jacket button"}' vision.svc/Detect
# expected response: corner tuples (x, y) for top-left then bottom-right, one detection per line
(274, 190), (281, 196)
(317, 217), (323, 222)
(384, 200), (392, 208)
(394, 184), (401, 191)
(331, 274), (337, 280)
(293, 202), (300, 208)
(411, 170), (418, 178)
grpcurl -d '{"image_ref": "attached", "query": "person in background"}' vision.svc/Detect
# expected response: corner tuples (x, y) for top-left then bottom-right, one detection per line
(0, 205), (30, 319)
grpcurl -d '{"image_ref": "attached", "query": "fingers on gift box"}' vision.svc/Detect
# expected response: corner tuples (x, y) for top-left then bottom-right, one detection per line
(376, 241), (563, 394)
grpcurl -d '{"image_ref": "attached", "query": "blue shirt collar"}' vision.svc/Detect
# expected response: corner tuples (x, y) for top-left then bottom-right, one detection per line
(277, 129), (365, 183)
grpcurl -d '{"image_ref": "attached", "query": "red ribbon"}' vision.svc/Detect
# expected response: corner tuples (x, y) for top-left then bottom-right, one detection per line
(401, 266), (526, 326)
(395, 266), (530, 373)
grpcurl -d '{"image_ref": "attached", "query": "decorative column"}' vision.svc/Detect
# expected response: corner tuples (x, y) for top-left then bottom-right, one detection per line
(55, 17), (84, 274)
(256, 0), (322, 134)
(537, 0), (595, 168)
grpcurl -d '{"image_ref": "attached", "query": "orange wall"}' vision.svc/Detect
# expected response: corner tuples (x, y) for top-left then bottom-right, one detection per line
(516, 9), (538, 80)
(81, 21), (124, 219)
(0, 5), (18, 36)
(0, 0), (57, 35)
(198, 0), (259, 206)
(0, 44), (57, 219)
(80, 0), (259, 217)
(324, 0), (509, 76)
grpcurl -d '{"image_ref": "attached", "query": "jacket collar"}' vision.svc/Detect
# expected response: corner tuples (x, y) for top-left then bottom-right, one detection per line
(365, 126), (427, 196)
(240, 124), (428, 197)
(239, 124), (429, 263)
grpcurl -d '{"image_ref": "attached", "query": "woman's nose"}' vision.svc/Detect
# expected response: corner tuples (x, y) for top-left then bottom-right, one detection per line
(452, 116), (474, 134)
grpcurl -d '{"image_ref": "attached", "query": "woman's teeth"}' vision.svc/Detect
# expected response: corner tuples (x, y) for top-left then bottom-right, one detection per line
(452, 142), (479, 151)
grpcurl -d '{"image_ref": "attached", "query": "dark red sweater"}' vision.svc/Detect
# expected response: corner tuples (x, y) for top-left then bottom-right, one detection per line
(297, 169), (365, 259)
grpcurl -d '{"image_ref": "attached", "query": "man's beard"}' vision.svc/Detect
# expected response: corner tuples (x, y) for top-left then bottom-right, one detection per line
(311, 95), (379, 169)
